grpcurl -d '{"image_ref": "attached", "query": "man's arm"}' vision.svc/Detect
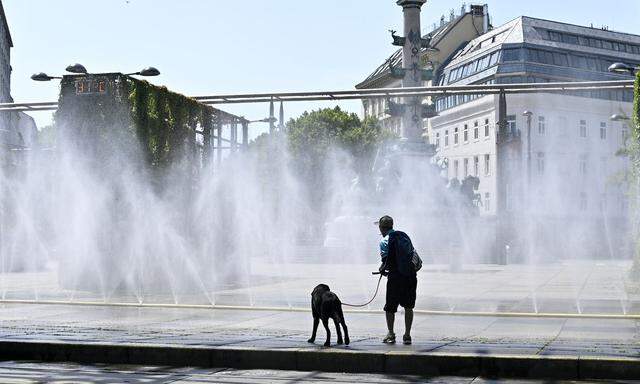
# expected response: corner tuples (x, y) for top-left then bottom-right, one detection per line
(379, 236), (389, 275)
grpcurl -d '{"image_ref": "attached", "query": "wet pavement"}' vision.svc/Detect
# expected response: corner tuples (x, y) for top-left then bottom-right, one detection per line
(1, 261), (638, 315)
(0, 303), (638, 358)
(0, 361), (639, 383)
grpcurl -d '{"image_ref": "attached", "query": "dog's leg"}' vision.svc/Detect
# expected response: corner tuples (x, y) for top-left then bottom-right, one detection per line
(341, 320), (350, 345)
(338, 307), (349, 345)
(333, 317), (343, 345)
(308, 317), (319, 343)
(322, 318), (331, 347)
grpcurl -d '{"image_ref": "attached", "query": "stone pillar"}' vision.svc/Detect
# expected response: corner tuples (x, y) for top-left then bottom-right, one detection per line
(242, 120), (249, 149)
(202, 112), (213, 166)
(269, 97), (275, 134)
(231, 121), (238, 153)
(216, 121), (222, 164)
(397, 0), (427, 142)
(278, 101), (284, 131)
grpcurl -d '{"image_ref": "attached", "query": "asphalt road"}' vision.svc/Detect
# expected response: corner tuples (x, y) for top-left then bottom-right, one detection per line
(0, 361), (638, 383)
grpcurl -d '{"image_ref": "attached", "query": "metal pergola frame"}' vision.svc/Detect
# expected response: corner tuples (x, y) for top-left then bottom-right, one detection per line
(0, 80), (633, 112)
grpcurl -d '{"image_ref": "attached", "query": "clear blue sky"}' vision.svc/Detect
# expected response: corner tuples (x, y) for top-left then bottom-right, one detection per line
(5, 0), (640, 136)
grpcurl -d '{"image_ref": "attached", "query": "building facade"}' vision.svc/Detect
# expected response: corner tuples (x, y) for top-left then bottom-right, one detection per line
(356, 4), (490, 136)
(359, 7), (639, 261)
(0, 1), (37, 156)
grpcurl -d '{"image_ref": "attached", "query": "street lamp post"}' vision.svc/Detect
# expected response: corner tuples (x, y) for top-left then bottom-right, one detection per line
(522, 110), (533, 263)
(608, 62), (639, 75)
(610, 113), (630, 122)
(523, 110), (533, 189)
(31, 64), (161, 82)
(30, 73), (62, 81)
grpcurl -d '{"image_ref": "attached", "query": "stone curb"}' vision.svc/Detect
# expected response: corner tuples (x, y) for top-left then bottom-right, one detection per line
(0, 340), (638, 380)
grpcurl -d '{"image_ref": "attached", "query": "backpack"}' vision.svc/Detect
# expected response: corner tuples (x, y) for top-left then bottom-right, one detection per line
(389, 231), (422, 275)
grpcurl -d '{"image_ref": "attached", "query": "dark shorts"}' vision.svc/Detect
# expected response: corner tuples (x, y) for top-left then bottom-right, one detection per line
(384, 273), (417, 313)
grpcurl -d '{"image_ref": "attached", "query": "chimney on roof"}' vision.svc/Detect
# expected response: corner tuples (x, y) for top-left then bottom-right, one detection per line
(449, 9), (455, 22)
(470, 4), (490, 34)
(440, 15), (445, 27)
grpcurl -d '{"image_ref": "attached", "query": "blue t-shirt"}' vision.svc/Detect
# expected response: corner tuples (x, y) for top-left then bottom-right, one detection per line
(379, 229), (395, 262)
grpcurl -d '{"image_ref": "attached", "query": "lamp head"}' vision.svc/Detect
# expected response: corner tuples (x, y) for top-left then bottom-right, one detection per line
(610, 113), (630, 122)
(30, 72), (54, 81)
(608, 62), (636, 75)
(138, 66), (160, 77)
(65, 63), (88, 74)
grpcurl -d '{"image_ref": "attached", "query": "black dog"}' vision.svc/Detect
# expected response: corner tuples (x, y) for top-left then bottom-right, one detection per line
(307, 284), (349, 347)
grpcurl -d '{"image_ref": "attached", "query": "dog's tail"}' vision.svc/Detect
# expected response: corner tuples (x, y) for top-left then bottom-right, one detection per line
(341, 274), (383, 307)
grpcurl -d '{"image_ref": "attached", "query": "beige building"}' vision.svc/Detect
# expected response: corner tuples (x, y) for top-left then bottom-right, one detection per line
(358, 8), (639, 261)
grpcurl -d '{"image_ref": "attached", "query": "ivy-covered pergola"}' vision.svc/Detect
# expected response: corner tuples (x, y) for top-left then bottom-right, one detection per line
(56, 73), (248, 176)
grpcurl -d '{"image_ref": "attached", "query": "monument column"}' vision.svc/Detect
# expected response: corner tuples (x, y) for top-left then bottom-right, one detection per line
(397, 0), (427, 143)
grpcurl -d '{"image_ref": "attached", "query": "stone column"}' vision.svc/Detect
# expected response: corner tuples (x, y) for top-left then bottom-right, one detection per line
(269, 97), (275, 134)
(397, 0), (427, 142)
(231, 121), (238, 153)
(216, 121), (222, 164)
(278, 101), (284, 131)
(242, 120), (249, 149)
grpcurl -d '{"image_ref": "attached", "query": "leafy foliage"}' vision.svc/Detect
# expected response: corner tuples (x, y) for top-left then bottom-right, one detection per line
(286, 106), (395, 179)
(55, 74), (213, 176)
(628, 72), (640, 280)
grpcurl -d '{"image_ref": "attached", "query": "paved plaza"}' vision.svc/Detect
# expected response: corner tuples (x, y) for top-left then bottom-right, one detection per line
(1, 261), (639, 380)
(1, 260), (637, 315)
(0, 301), (639, 380)
(0, 303), (638, 358)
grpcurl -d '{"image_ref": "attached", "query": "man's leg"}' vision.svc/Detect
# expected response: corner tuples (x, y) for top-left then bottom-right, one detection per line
(383, 278), (398, 343)
(404, 308), (413, 337)
(402, 275), (417, 345)
(385, 311), (395, 334)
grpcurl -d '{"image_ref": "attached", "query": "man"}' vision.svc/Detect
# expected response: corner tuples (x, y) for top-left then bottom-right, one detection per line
(377, 215), (417, 345)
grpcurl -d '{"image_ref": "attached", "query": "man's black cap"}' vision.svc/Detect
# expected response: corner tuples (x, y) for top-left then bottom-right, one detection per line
(375, 215), (394, 229)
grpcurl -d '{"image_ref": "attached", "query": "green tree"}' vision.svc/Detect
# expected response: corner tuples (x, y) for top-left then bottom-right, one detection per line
(252, 106), (394, 242)
(628, 72), (640, 280)
(287, 106), (394, 180)
(615, 72), (640, 281)
(37, 124), (56, 148)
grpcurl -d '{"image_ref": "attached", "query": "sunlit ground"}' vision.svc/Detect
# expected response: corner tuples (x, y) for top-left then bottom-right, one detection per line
(0, 259), (635, 315)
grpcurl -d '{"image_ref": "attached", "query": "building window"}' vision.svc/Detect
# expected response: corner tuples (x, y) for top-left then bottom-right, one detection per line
(580, 192), (588, 211)
(579, 120), (587, 138)
(454, 127), (459, 145)
(435, 132), (440, 149)
(484, 118), (490, 137)
(445, 130), (449, 147)
(473, 121), (479, 140)
(507, 115), (517, 135)
(453, 160), (459, 179)
(537, 152), (545, 175)
(473, 156), (479, 176)
(463, 158), (469, 177)
(579, 155), (588, 175)
(485, 192), (491, 211)
(463, 124), (469, 143)
(484, 154), (490, 175)
(538, 116), (545, 135)
(600, 122), (607, 140)
(558, 116), (567, 136)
